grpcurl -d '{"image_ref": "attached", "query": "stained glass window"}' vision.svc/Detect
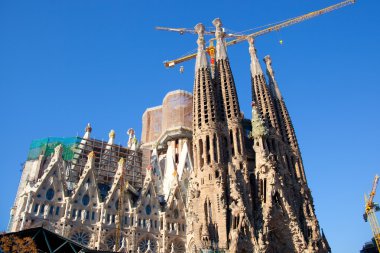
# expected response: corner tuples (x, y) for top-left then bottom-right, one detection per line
(82, 194), (90, 206)
(145, 204), (152, 215)
(46, 188), (55, 201)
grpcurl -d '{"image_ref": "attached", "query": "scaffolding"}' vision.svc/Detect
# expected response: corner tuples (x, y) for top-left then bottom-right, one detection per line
(141, 90), (193, 144)
(27, 137), (144, 190)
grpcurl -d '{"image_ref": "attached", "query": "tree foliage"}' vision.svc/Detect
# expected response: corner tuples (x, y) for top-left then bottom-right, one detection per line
(0, 234), (37, 253)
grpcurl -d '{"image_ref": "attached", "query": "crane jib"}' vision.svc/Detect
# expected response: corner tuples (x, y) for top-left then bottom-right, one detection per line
(158, 0), (356, 68)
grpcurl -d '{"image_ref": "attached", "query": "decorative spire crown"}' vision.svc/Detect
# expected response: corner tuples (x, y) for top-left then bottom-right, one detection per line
(85, 123), (92, 133)
(264, 55), (274, 76)
(213, 18), (227, 60)
(194, 23), (208, 70)
(264, 55), (282, 100)
(109, 129), (115, 139)
(248, 37), (263, 76)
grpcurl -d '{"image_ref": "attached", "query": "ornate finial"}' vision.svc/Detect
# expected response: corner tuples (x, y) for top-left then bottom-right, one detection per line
(212, 18), (227, 60)
(118, 157), (125, 166)
(127, 128), (137, 149)
(264, 55), (274, 76)
(212, 18), (222, 28)
(248, 37), (263, 76)
(109, 129), (115, 139)
(264, 55), (282, 100)
(127, 128), (135, 136)
(195, 23), (205, 49)
(195, 23), (208, 70)
(212, 18), (223, 39)
(85, 123), (92, 133)
(88, 151), (95, 158)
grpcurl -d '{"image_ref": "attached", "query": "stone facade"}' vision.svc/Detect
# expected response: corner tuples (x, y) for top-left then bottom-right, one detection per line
(9, 19), (330, 253)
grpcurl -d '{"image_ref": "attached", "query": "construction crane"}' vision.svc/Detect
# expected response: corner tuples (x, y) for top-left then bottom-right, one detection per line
(364, 175), (380, 252)
(157, 0), (356, 68)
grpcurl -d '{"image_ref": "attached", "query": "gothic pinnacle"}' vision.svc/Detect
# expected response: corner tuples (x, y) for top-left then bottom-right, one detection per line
(264, 55), (283, 100)
(84, 123), (92, 139)
(212, 18), (227, 60)
(108, 129), (115, 145)
(248, 37), (263, 76)
(194, 23), (208, 70)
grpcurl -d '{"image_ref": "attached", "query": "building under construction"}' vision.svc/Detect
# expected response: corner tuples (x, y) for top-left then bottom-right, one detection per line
(5, 1), (359, 251)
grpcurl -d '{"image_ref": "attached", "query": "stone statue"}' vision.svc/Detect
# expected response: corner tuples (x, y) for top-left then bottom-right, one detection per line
(147, 219), (151, 231)
(81, 209), (86, 223)
(43, 204), (49, 219)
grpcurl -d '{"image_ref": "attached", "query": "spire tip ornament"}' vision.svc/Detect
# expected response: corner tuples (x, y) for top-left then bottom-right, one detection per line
(85, 123), (92, 133)
(109, 129), (115, 139)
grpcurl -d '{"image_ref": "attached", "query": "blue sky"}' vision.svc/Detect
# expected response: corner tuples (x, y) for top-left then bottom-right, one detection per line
(0, 0), (379, 252)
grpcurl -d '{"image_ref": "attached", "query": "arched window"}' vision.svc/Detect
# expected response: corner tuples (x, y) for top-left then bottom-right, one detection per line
(46, 188), (55, 201)
(145, 204), (152, 215)
(82, 194), (90, 206)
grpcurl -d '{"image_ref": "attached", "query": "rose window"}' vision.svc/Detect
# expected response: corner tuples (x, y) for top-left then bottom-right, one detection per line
(71, 231), (90, 246)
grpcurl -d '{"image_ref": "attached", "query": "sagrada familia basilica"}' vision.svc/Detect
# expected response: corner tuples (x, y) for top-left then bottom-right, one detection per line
(8, 19), (331, 253)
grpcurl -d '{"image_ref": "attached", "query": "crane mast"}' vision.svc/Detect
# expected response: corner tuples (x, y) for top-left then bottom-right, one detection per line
(159, 0), (356, 68)
(364, 175), (380, 252)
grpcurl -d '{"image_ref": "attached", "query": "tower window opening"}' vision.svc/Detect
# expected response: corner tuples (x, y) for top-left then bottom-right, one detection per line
(223, 136), (229, 163)
(39, 204), (45, 215)
(264, 179), (267, 203)
(199, 139), (204, 168)
(236, 129), (241, 155)
(33, 204), (39, 213)
(213, 134), (218, 163)
(175, 154), (179, 164)
(206, 135), (211, 164)
(230, 130), (235, 156)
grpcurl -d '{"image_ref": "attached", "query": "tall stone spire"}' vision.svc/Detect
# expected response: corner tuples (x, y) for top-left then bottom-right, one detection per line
(248, 38), (280, 134)
(263, 55), (306, 182)
(213, 18), (241, 121)
(187, 22), (229, 251)
(250, 55), (329, 253)
(211, 18), (256, 252)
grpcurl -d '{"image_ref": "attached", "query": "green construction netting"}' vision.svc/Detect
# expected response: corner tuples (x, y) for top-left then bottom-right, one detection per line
(27, 137), (81, 161)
